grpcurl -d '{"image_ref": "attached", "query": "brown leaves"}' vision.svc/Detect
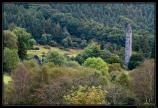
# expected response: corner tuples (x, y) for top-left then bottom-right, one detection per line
(129, 59), (155, 104)
(12, 63), (32, 101)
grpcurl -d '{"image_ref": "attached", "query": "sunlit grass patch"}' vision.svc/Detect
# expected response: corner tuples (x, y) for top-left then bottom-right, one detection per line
(3, 74), (12, 85)
(27, 45), (83, 58)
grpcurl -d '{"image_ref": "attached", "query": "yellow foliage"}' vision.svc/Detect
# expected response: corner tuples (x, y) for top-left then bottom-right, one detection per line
(64, 86), (107, 104)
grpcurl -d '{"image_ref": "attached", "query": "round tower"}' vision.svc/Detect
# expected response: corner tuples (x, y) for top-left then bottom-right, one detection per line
(125, 23), (132, 68)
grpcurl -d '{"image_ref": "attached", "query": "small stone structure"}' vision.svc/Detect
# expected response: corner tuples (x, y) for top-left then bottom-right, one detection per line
(34, 55), (42, 65)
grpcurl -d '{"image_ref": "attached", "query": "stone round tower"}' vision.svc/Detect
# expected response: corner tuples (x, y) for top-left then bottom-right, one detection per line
(125, 23), (132, 67)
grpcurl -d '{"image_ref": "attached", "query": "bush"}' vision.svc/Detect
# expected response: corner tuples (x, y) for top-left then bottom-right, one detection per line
(64, 85), (107, 104)
(108, 63), (122, 73)
(3, 82), (16, 105)
(40, 34), (47, 45)
(45, 51), (67, 65)
(3, 30), (18, 49)
(108, 54), (121, 64)
(108, 63), (123, 82)
(64, 60), (80, 67)
(48, 40), (58, 47)
(100, 49), (111, 63)
(117, 72), (130, 88)
(83, 57), (109, 77)
(62, 36), (73, 48)
(128, 53), (144, 70)
(105, 83), (136, 105)
(3, 48), (20, 73)
(129, 59), (155, 104)
(75, 41), (101, 64)
(80, 40), (87, 48)
(28, 39), (36, 49)
(34, 76), (73, 104)
(11, 63), (32, 104)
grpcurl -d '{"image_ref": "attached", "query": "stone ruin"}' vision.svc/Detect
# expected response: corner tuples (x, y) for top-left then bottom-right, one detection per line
(34, 55), (42, 65)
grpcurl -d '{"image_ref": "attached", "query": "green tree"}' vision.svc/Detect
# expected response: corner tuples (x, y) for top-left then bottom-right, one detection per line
(75, 42), (101, 64)
(3, 30), (18, 49)
(12, 27), (33, 60)
(128, 52), (144, 70)
(83, 57), (109, 77)
(28, 38), (36, 49)
(100, 49), (111, 63)
(84, 41), (101, 57)
(40, 34), (48, 45)
(46, 51), (67, 65)
(117, 72), (130, 88)
(53, 23), (63, 43)
(108, 54), (121, 64)
(62, 36), (72, 48)
(3, 48), (20, 73)
(108, 63), (122, 73)
(108, 63), (123, 82)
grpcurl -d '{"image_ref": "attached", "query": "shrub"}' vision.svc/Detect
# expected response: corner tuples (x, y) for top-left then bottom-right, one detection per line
(128, 52), (144, 70)
(45, 51), (67, 65)
(117, 72), (130, 88)
(108, 63), (122, 73)
(108, 63), (123, 82)
(64, 60), (80, 67)
(3, 30), (18, 49)
(28, 39), (36, 49)
(62, 36), (73, 48)
(75, 41), (101, 64)
(34, 76), (73, 104)
(64, 85), (108, 104)
(48, 40), (58, 47)
(105, 83), (136, 105)
(22, 60), (42, 91)
(129, 59), (155, 104)
(3, 82), (16, 105)
(100, 49), (111, 63)
(83, 57), (109, 77)
(108, 54), (121, 64)
(3, 48), (20, 73)
(11, 63), (32, 104)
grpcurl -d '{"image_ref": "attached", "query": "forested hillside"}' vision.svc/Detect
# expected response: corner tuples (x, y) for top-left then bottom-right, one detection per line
(3, 3), (155, 58)
(3, 3), (155, 105)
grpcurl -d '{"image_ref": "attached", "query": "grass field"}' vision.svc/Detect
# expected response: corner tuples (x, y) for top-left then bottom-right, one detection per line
(3, 74), (12, 85)
(27, 45), (83, 59)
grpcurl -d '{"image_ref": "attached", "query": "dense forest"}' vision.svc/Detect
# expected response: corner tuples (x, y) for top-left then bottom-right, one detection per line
(3, 3), (155, 105)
